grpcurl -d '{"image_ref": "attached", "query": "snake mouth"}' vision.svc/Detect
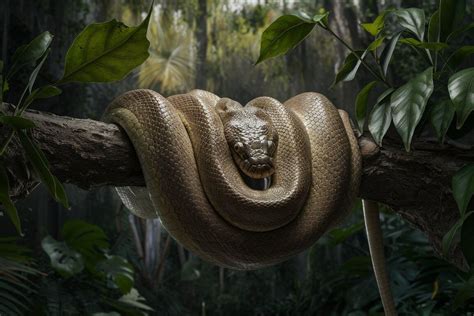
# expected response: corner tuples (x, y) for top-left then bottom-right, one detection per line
(240, 157), (274, 179)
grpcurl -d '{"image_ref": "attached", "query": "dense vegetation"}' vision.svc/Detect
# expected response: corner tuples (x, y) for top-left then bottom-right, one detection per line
(0, 0), (472, 314)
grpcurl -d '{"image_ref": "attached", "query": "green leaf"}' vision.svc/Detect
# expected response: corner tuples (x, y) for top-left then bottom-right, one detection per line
(59, 6), (152, 83)
(333, 50), (368, 86)
(453, 276), (474, 310)
(447, 22), (474, 43)
(428, 10), (440, 43)
(452, 164), (474, 215)
(62, 219), (109, 271)
(393, 8), (426, 41)
(446, 46), (474, 70)
(390, 67), (434, 151)
(439, 0), (466, 42)
(442, 211), (473, 256)
(256, 15), (315, 64)
(97, 255), (134, 294)
(448, 68), (474, 129)
(361, 11), (388, 36)
(24, 49), (50, 94)
(0, 163), (21, 234)
(430, 100), (455, 143)
(23, 85), (62, 110)
(355, 81), (377, 132)
(381, 32), (402, 76)
(312, 11), (329, 28)
(17, 131), (69, 208)
(7, 32), (53, 79)
(461, 214), (474, 267)
(0, 116), (35, 129)
(367, 36), (385, 51)
(399, 38), (448, 51)
(41, 235), (84, 277)
(117, 288), (154, 311)
(368, 101), (392, 147)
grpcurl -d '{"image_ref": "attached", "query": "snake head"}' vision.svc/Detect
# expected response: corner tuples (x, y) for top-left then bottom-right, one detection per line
(217, 99), (278, 179)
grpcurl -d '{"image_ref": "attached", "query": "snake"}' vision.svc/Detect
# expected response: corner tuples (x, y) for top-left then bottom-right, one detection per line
(104, 89), (397, 315)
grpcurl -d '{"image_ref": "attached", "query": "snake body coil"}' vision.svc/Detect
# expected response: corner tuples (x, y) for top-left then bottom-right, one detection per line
(105, 89), (360, 269)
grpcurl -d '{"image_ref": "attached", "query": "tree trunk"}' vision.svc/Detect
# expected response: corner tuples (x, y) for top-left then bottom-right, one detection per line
(194, 0), (208, 89)
(1, 104), (473, 269)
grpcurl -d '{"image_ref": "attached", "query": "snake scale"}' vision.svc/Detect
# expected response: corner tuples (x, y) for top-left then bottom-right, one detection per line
(104, 89), (397, 315)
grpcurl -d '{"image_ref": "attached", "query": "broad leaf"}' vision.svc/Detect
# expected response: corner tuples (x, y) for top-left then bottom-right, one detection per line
(448, 68), (474, 129)
(328, 221), (364, 246)
(381, 32), (402, 76)
(17, 131), (69, 208)
(333, 50), (368, 86)
(452, 164), (474, 215)
(399, 38), (448, 51)
(59, 6), (152, 83)
(442, 211), (473, 256)
(428, 10), (440, 43)
(390, 67), (434, 151)
(439, 0), (466, 41)
(430, 100), (455, 143)
(0, 116), (35, 129)
(461, 214), (474, 267)
(394, 8), (426, 41)
(446, 46), (474, 70)
(453, 276), (474, 310)
(7, 32), (53, 79)
(117, 288), (154, 311)
(256, 15), (315, 64)
(25, 49), (50, 94)
(42, 235), (84, 277)
(97, 255), (134, 294)
(62, 219), (109, 271)
(355, 81), (377, 132)
(312, 11), (329, 28)
(0, 163), (21, 234)
(368, 102), (392, 146)
(367, 36), (385, 51)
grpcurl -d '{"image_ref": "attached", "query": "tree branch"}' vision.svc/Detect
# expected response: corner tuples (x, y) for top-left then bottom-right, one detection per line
(1, 104), (472, 268)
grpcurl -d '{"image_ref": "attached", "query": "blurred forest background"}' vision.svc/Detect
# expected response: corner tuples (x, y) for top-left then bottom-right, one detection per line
(0, 0), (473, 314)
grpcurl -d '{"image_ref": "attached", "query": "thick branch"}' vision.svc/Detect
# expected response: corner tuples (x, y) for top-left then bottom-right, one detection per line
(1, 105), (473, 268)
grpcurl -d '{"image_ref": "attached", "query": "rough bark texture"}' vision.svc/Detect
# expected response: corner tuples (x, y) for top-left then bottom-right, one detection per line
(1, 104), (473, 268)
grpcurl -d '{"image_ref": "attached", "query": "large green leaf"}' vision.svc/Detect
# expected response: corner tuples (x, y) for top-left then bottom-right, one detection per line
(439, 0), (466, 41)
(17, 131), (69, 209)
(393, 8), (426, 41)
(368, 101), (392, 147)
(41, 235), (84, 277)
(97, 255), (134, 294)
(256, 15), (315, 64)
(59, 6), (152, 83)
(430, 100), (455, 143)
(453, 276), (474, 309)
(0, 163), (21, 234)
(448, 68), (474, 129)
(355, 81), (377, 132)
(7, 31), (53, 79)
(445, 46), (474, 70)
(390, 67), (434, 151)
(452, 164), (474, 216)
(333, 50), (368, 86)
(62, 219), (109, 271)
(381, 32), (402, 76)
(428, 10), (440, 43)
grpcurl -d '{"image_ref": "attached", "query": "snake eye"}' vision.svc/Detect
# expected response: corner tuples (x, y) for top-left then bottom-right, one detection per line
(233, 142), (244, 152)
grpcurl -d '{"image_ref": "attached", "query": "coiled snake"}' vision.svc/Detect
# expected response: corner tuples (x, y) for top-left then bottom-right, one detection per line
(105, 89), (396, 315)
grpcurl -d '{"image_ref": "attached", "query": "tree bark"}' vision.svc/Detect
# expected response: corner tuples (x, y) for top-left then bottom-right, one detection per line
(1, 104), (473, 268)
